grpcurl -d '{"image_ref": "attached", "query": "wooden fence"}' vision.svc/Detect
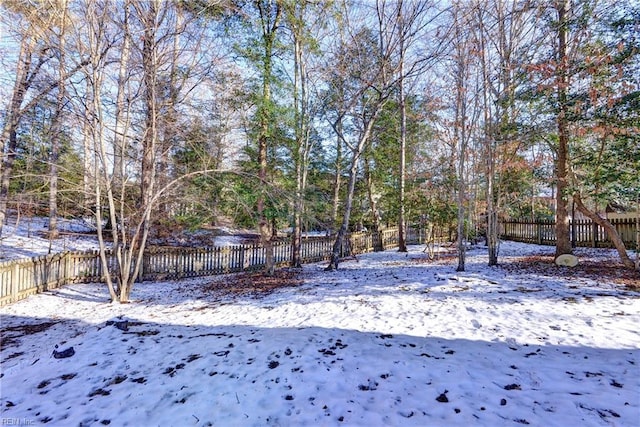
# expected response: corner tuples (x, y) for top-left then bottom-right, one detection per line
(500, 218), (638, 249)
(0, 227), (417, 306)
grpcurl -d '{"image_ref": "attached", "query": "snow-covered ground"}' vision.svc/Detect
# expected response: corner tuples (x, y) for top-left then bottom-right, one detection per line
(0, 216), (248, 261)
(1, 241), (639, 426)
(0, 216), (100, 260)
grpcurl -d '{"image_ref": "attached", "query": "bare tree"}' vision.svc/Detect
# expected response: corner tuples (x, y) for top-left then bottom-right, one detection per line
(397, 0), (408, 252)
(47, 0), (70, 239)
(75, 0), (219, 302)
(475, 0), (540, 265)
(440, 1), (482, 272)
(452, 3), (470, 272)
(112, 0), (132, 209)
(324, 1), (402, 270)
(394, 0), (437, 252)
(1, 1), (94, 237)
(0, 4), (53, 237)
(283, 0), (327, 267)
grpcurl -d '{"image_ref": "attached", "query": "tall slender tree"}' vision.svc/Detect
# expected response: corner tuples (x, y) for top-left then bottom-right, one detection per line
(394, 0), (437, 252)
(554, 0), (572, 258)
(283, 0), (327, 267)
(325, 1), (402, 270)
(397, 0), (408, 252)
(254, 0), (282, 275)
(47, 0), (69, 240)
(447, 2), (477, 272)
(476, 0), (540, 265)
(0, 3), (53, 237)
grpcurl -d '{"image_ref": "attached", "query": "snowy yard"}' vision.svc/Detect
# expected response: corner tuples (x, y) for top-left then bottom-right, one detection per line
(0, 216), (249, 262)
(1, 241), (639, 426)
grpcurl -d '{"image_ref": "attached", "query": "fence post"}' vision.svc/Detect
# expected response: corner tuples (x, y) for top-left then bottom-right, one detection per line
(11, 262), (19, 303)
(373, 231), (382, 252)
(537, 222), (542, 245)
(138, 250), (146, 282)
(63, 252), (69, 285)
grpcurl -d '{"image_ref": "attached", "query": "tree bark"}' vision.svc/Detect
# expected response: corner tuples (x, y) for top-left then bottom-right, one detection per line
(113, 0), (131, 194)
(0, 36), (39, 238)
(453, 9), (468, 273)
(330, 119), (343, 233)
(48, 0), (69, 240)
(554, 0), (573, 257)
(326, 153), (360, 271)
(364, 156), (381, 237)
(139, 1), (158, 212)
(289, 4), (311, 268)
(477, 4), (498, 266)
(326, 108), (383, 270)
(397, 0), (407, 253)
(256, 0), (281, 276)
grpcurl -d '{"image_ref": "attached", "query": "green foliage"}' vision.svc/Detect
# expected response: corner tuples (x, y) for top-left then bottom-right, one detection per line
(170, 119), (227, 228)
(567, 1), (640, 208)
(174, 211), (205, 232)
(9, 105), (83, 216)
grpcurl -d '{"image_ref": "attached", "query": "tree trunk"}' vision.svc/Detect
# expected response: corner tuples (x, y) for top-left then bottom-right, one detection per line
(0, 36), (37, 238)
(326, 141), (363, 270)
(397, 2), (407, 253)
(292, 150), (303, 267)
(456, 176), (466, 272)
(363, 156), (381, 235)
(326, 107), (383, 270)
(291, 14), (306, 269)
(554, 0), (573, 257)
(256, 1), (281, 276)
(477, 5), (498, 266)
(573, 194), (634, 269)
(455, 53), (467, 271)
(157, 8), (183, 217)
(326, 157), (360, 270)
(48, 118), (60, 240)
(139, 2), (157, 211)
(113, 0), (131, 194)
(82, 78), (94, 215)
(259, 219), (275, 274)
(331, 120), (343, 234)
(326, 162), (358, 271)
(48, 0), (68, 240)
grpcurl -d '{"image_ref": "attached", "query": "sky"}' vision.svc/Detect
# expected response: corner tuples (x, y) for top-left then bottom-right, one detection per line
(1, 232), (638, 426)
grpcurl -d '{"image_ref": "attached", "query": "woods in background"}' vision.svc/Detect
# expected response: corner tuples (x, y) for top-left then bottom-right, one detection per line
(1, 0), (638, 298)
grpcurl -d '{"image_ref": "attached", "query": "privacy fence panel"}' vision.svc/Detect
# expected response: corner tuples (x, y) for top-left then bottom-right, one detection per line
(500, 218), (638, 249)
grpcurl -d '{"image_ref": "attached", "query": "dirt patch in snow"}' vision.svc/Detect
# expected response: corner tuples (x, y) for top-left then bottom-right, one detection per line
(1, 321), (60, 351)
(203, 268), (304, 298)
(501, 255), (640, 289)
(413, 249), (639, 289)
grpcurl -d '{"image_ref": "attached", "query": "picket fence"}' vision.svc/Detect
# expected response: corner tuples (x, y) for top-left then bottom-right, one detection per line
(3, 217), (636, 306)
(0, 227), (424, 306)
(499, 218), (638, 249)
